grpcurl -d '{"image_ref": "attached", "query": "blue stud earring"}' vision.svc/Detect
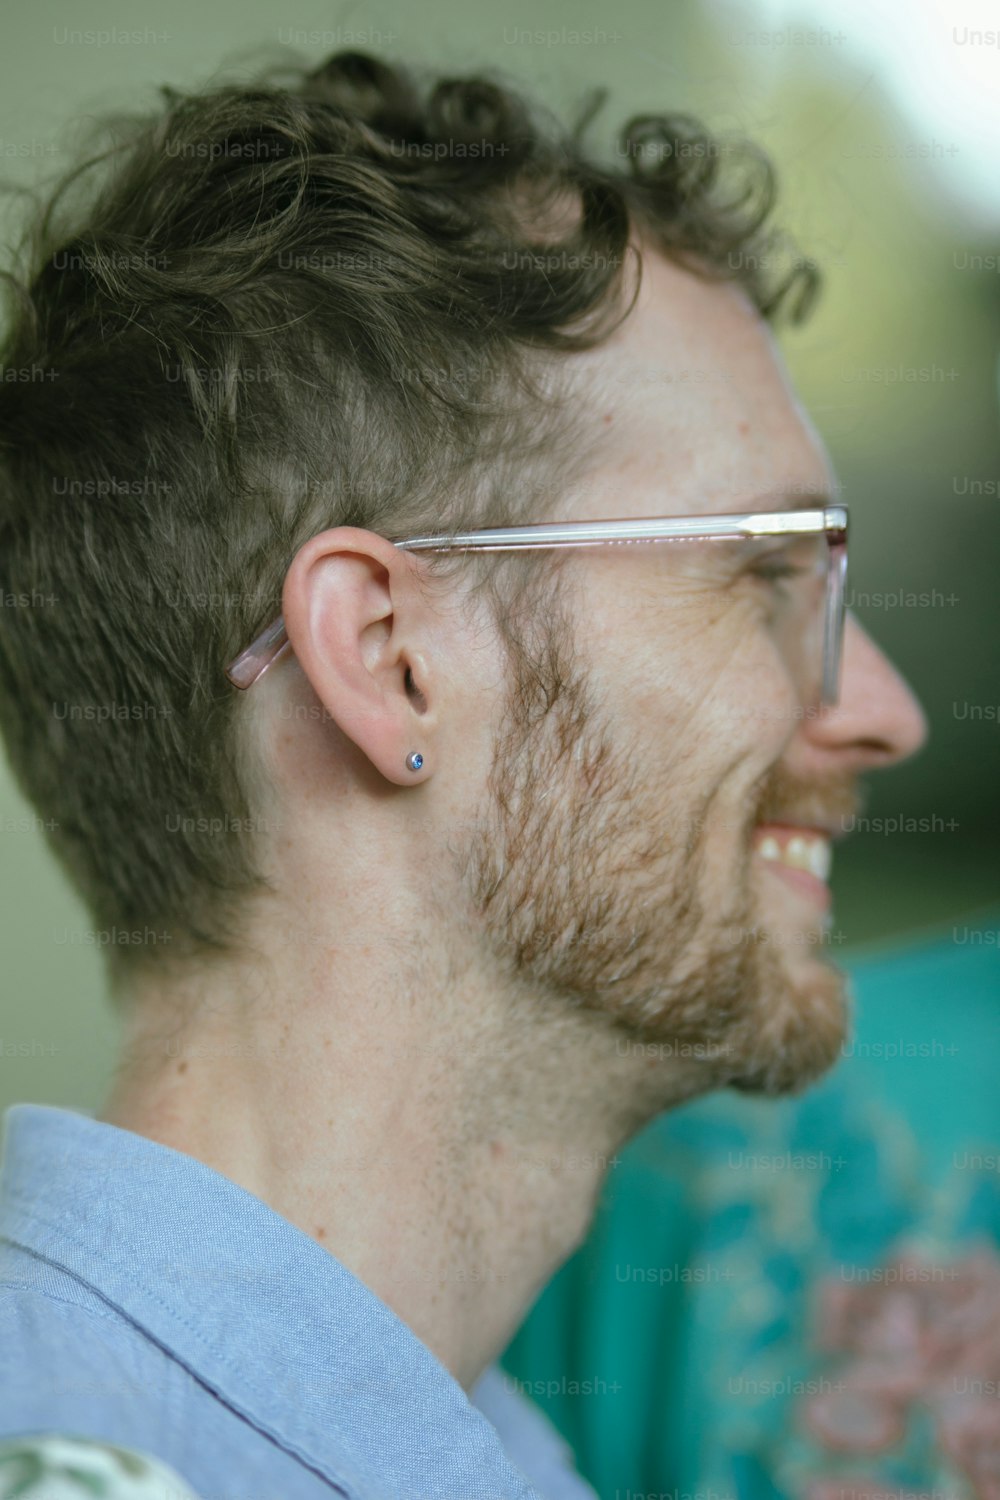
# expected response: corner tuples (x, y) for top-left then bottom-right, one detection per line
(405, 752), (424, 772)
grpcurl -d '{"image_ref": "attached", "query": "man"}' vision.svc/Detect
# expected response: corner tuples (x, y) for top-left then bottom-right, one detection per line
(0, 48), (925, 1500)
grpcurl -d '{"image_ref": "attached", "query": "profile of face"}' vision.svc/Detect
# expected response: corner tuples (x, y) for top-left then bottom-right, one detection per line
(456, 248), (927, 1098)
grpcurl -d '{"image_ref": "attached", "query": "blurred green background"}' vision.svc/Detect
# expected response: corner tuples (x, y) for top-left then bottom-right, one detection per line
(1, 0), (997, 1116)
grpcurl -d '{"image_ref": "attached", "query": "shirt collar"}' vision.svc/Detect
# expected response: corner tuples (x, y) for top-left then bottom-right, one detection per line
(0, 1103), (549, 1498)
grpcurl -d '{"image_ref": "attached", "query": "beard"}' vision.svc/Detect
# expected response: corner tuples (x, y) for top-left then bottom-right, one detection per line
(457, 588), (860, 1101)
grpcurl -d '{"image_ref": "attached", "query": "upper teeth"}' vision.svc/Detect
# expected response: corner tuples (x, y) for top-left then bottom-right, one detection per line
(756, 833), (831, 881)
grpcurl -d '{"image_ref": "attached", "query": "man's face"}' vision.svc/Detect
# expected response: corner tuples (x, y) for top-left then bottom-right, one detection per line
(458, 249), (926, 1097)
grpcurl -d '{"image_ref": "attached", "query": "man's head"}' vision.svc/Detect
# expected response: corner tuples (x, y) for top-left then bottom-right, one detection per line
(0, 50), (925, 1103)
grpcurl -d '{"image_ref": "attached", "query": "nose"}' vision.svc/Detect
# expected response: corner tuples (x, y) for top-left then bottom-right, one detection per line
(805, 612), (928, 770)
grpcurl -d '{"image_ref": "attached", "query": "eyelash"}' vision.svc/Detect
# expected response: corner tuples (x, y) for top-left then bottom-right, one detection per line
(749, 557), (806, 584)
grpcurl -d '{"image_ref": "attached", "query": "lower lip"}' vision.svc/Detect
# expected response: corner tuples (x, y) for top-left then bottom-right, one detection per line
(752, 825), (833, 911)
(757, 857), (832, 911)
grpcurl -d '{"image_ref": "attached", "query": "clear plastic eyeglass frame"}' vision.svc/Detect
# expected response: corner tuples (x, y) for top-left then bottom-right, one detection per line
(225, 504), (849, 705)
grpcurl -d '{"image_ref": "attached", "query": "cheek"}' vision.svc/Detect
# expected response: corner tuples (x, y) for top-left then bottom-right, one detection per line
(631, 598), (796, 750)
(577, 560), (796, 756)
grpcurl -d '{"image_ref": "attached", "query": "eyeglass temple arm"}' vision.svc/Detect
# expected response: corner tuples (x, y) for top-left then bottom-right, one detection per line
(226, 509), (849, 693)
(226, 615), (292, 690)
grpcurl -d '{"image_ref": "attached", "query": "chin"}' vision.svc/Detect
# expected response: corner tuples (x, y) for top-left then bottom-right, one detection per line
(726, 873), (851, 1096)
(729, 957), (849, 1095)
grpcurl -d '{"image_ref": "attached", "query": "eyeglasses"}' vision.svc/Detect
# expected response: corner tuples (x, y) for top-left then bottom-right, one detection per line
(225, 504), (849, 705)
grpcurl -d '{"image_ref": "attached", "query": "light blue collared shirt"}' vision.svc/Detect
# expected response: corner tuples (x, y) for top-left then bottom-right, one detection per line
(0, 1104), (597, 1500)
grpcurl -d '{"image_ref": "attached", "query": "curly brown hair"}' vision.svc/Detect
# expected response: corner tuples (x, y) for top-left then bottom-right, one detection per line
(0, 49), (819, 988)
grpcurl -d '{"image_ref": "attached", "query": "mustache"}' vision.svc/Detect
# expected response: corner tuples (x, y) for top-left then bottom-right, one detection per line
(749, 762), (866, 837)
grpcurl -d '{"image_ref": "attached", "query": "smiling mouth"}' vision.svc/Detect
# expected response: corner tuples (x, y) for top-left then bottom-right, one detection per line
(752, 822), (833, 907)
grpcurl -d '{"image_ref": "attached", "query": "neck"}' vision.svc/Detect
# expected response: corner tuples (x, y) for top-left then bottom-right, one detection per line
(99, 934), (701, 1391)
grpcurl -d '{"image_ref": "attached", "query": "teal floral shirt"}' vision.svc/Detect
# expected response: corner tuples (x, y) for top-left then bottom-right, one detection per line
(504, 920), (1000, 1500)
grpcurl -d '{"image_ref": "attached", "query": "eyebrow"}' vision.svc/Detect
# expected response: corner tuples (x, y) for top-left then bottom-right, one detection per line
(749, 490), (836, 512)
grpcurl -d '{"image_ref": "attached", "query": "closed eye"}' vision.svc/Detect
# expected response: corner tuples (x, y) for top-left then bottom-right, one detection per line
(750, 558), (809, 583)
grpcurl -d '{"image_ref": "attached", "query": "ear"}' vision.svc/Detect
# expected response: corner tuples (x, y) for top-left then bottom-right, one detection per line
(280, 528), (434, 786)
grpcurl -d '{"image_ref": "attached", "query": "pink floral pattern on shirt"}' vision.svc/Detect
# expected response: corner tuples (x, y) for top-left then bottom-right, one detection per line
(797, 1244), (1000, 1500)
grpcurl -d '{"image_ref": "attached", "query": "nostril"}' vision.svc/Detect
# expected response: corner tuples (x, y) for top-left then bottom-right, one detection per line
(852, 740), (900, 769)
